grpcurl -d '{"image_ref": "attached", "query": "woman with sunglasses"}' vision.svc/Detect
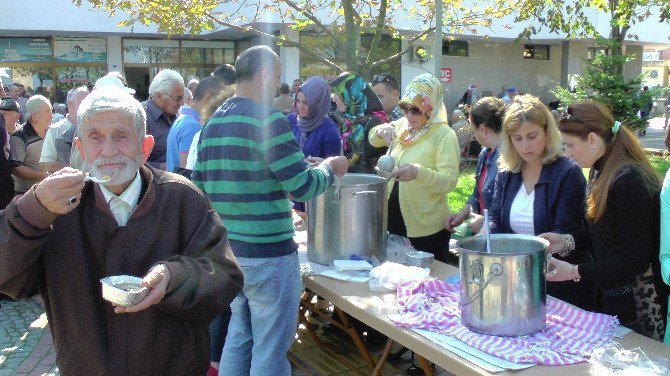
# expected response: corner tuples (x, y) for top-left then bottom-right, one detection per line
(369, 73), (460, 265)
(445, 97), (505, 235)
(542, 100), (668, 341)
(486, 94), (595, 310)
(287, 76), (342, 212)
(329, 72), (387, 173)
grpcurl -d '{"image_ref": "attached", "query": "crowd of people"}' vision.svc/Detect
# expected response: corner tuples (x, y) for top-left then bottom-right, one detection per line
(0, 43), (669, 376)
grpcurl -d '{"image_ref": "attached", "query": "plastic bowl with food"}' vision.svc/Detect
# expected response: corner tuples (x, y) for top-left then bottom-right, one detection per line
(100, 275), (149, 307)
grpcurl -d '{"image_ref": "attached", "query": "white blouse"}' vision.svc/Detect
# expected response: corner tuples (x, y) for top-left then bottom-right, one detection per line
(509, 185), (535, 235)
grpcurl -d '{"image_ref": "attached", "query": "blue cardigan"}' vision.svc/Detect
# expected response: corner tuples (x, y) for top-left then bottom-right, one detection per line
(465, 146), (500, 214)
(489, 156), (586, 236)
(287, 113), (342, 159)
(489, 156), (595, 310)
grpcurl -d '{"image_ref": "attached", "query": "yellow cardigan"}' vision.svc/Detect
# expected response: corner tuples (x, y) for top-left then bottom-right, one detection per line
(369, 119), (460, 237)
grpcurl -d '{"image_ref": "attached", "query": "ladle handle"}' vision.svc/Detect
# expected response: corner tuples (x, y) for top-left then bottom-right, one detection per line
(483, 209), (491, 253)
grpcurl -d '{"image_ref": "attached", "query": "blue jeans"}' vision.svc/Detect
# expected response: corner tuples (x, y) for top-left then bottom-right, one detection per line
(218, 252), (302, 376)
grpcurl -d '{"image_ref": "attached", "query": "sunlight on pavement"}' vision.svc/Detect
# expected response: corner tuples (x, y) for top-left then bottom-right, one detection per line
(31, 312), (49, 329)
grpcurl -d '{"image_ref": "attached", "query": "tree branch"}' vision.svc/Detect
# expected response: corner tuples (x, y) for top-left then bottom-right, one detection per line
(370, 27), (435, 68)
(203, 12), (344, 73)
(363, 0), (388, 67)
(281, 0), (344, 51)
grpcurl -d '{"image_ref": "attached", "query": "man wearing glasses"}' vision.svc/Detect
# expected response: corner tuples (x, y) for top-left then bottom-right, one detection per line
(144, 69), (185, 169)
(371, 73), (403, 121)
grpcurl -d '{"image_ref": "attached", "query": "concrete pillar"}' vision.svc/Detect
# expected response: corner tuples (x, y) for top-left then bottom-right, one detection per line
(279, 27), (300, 83)
(623, 44), (643, 82)
(107, 36), (123, 73)
(559, 40), (588, 90)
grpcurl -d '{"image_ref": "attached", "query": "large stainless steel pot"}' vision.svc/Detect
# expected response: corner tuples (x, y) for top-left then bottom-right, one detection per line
(306, 174), (388, 265)
(456, 234), (550, 337)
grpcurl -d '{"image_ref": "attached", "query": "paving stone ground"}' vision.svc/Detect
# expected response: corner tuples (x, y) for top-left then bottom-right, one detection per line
(0, 296), (58, 376)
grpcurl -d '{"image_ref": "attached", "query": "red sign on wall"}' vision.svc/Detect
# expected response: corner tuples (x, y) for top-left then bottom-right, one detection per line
(440, 67), (452, 83)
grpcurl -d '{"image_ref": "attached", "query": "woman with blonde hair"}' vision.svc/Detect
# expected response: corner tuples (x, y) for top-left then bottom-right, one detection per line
(542, 100), (668, 341)
(488, 94), (595, 310)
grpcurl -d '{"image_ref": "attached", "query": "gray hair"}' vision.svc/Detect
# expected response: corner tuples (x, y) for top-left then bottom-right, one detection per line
(183, 87), (193, 102)
(77, 87), (146, 140)
(66, 86), (89, 103)
(25, 95), (51, 119)
(149, 69), (184, 97)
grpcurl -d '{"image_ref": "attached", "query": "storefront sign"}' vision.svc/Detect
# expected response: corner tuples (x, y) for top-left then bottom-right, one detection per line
(440, 67), (452, 83)
(643, 51), (660, 61)
(54, 38), (107, 63)
(0, 38), (52, 63)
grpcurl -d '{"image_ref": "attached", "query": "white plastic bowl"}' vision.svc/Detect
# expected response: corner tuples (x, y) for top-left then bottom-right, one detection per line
(100, 275), (149, 307)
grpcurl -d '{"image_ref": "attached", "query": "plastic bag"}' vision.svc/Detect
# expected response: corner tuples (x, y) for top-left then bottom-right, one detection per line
(588, 343), (669, 376)
(368, 261), (430, 291)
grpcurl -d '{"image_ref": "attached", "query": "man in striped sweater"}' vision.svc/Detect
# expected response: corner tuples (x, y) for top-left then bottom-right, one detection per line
(192, 46), (347, 376)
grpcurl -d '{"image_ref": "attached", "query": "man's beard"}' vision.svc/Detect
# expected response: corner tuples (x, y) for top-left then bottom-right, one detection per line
(86, 154), (141, 187)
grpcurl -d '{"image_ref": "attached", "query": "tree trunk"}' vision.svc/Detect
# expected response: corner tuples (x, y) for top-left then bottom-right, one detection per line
(609, 24), (624, 76)
(343, 0), (361, 73)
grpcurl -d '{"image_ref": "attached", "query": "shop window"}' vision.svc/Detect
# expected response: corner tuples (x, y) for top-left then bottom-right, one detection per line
(587, 47), (609, 60)
(524, 44), (550, 60)
(442, 40), (468, 57)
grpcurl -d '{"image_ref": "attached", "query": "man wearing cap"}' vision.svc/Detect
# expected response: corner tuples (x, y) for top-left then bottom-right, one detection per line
(502, 87), (517, 107)
(0, 86), (243, 375)
(371, 73), (402, 121)
(144, 69), (185, 170)
(8, 84), (28, 123)
(9, 95), (52, 194)
(0, 97), (21, 138)
(40, 86), (89, 172)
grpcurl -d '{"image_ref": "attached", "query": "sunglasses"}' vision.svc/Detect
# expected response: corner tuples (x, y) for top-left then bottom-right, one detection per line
(561, 106), (590, 127)
(399, 104), (423, 116)
(372, 74), (399, 90)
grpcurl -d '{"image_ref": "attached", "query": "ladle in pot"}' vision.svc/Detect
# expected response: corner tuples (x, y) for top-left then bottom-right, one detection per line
(483, 209), (492, 253)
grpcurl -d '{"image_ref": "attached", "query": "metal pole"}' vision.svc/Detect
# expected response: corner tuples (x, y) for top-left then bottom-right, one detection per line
(434, 0), (443, 77)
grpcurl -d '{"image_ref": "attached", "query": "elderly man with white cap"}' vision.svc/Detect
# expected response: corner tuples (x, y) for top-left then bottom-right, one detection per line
(0, 86), (243, 375)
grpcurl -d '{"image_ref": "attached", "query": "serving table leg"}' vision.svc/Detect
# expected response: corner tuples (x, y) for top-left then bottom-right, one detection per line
(372, 338), (395, 376)
(334, 307), (376, 370)
(416, 354), (436, 376)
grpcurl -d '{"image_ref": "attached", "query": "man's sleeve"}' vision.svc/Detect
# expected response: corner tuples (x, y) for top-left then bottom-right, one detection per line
(260, 113), (334, 202)
(178, 122), (201, 153)
(0, 191), (58, 299)
(39, 127), (58, 163)
(156, 195), (243, 322)
(8, 134), (26, 167)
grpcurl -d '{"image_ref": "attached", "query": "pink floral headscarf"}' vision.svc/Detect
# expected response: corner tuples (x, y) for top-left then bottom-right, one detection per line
(398, 73), (449, 126)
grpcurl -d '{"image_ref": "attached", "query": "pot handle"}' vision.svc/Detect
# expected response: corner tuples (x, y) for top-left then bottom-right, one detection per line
(351, 190), (377, 197)
(544, 252), (552, 276)
(460, 263), (503, 306)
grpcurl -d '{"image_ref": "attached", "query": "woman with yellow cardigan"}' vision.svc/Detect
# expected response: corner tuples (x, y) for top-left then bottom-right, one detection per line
(369, 73), (460, 265)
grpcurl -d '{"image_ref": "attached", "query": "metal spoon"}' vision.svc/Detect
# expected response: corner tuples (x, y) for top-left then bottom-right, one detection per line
(85, 172), (112, 184)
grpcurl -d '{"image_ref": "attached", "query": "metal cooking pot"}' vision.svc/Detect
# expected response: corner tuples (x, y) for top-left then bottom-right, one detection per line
(456, 234), (550, 337)
(306, 174), (388, 265)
